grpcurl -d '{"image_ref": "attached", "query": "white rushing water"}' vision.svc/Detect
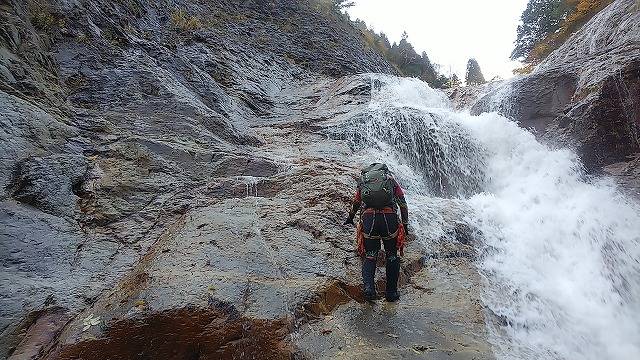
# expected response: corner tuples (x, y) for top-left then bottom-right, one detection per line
(343, 75), (640, 360)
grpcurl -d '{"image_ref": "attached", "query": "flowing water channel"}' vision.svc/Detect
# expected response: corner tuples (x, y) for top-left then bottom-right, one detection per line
(339, 75), (640, 360)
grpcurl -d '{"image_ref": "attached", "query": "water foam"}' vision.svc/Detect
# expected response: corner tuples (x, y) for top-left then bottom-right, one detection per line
(348, 75), (640, 360)
(462, 111), (640, 360)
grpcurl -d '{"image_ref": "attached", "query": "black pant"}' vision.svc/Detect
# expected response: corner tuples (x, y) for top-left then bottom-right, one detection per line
(361, 212), (399, 260)
(364, 238), (398, 260)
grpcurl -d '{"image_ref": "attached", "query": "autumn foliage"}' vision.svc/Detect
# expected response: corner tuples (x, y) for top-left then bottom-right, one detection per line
(513, 0), (614, 66)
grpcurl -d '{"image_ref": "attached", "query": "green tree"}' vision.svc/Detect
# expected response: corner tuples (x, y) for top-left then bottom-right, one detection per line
(417, 52), (438, 85)
(311, 1), (452, 88)
(511, 0), (571, 60)
(389, 32), (421, 77)
(383, 32), (450, 88)
(449, 74), (461, 87)
(336, 15), (452, 89)
(314, 0), (354, 15)
(465, 58), (485, 85)
(512, 0), (612, 63)
(432, 74), (451, 89)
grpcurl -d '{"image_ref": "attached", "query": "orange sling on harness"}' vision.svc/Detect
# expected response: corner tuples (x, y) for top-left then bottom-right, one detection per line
(356, 222), (365, 256)
(356, 208), (406, 257)
(397, 222), (406, 257)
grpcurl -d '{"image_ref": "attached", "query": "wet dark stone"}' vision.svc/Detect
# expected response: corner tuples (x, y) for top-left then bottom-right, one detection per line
(10, 154), (89, 217)
(0, 0), (402, 353)
(470, 71), (578, 133)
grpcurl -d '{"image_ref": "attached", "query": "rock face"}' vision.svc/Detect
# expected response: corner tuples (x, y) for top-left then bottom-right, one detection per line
(469, 0), (640, 173)
(444, 81), (504, 111)
(1, 0), (492, 359)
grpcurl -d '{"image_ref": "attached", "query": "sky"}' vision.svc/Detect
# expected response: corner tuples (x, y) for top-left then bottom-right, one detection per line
(347, 0), (530, 80)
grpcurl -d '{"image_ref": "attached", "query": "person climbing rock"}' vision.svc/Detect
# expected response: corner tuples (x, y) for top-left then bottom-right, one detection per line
(343, 163), (409, 302)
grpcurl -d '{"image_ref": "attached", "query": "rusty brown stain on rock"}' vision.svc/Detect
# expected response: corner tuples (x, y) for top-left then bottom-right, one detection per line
(47, 307), (293, 360)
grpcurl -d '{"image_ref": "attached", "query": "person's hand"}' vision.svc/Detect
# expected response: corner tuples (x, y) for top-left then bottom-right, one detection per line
(403, 223), (409, 235)
(343, 215), (355, 226)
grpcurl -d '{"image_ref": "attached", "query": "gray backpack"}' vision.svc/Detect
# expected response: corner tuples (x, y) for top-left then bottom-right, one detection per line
(359, 163), (394, 209)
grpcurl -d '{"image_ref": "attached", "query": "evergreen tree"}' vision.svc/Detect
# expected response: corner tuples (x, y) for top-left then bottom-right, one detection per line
(379, 32), (391, 50)
(389, 32), (419, 77)
(465, 58), (485, 85)
(433, 74), (451, 89)
(418, 52), (437, 85)
(330, 13), (452, 89)
(511, 0), (572, 60)
(449, 74), (461, 87)
(511, 0), (611, 63)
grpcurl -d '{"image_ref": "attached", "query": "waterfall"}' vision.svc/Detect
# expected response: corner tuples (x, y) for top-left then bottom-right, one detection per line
(333, 77), (487, 198)
(336, 75), (640, 360)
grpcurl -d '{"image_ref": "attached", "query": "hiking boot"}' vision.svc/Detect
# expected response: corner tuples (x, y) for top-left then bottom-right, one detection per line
(385, 256), (400, 302)
(362, 257), (377, 301)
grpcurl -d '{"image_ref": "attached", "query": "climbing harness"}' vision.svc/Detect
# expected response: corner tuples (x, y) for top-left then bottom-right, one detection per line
(356, 207), (406, 257)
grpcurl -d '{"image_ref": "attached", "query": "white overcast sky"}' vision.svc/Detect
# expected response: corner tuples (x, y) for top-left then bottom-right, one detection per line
(347, 0), (529, 80)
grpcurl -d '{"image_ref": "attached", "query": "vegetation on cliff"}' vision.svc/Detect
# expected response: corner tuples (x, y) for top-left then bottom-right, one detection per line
(354, 28), (454, 88)
(318, 0), (454, 88)
(512, 0), (614, 67)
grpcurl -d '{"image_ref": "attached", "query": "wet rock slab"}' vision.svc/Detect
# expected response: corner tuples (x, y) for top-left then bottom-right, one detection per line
(294, 258), (492, 360)
(8, 122), (494, 360)
(32, 129), (363, 359)
(1, 0), (495, 356)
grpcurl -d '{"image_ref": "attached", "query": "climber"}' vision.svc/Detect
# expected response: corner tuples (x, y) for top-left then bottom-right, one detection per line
(343, 163), (409, 302)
